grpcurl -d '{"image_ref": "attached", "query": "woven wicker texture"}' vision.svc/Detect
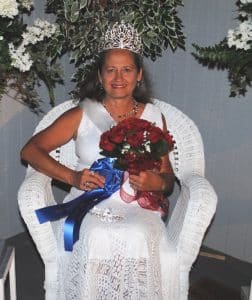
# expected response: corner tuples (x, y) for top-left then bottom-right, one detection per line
(18, 99), (217, 300)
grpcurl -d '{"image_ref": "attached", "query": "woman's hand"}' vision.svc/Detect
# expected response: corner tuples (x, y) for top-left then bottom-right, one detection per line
(73, 169), (105, 191)
(128, 170), (172, 193)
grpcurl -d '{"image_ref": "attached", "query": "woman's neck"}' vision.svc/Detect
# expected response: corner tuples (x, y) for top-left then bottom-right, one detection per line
(103, 96), (133, 107)
(102, 97), (139, 121)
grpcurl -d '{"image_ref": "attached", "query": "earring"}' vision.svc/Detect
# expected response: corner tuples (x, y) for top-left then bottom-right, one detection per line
(99, 82), (104, 91)
(137, 81), (141, 88)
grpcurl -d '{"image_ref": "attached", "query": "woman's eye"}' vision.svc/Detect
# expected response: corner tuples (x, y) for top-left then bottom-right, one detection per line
(124, 68), (132, 73)
(106, 68), (115, 73)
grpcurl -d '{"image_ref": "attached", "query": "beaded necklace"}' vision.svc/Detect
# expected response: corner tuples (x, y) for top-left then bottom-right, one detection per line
(103, 99), (139, 120)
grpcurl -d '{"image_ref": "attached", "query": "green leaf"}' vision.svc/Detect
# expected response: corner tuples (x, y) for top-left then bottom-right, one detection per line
(150, 140), (169, 158)
(79, 0), (88, 10)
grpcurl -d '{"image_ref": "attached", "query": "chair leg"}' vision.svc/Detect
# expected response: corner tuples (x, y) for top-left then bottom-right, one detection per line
(9, 249), (16, 300)
(0, 279), (5, 300)
(0, 247), (16, 300)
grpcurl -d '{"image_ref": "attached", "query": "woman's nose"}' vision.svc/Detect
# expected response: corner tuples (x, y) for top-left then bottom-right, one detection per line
(114, 70), (123, 81)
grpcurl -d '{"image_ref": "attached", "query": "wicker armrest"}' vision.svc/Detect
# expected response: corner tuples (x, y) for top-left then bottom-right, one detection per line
(177, 174), (217, 267)
(18, 171), (58, 262)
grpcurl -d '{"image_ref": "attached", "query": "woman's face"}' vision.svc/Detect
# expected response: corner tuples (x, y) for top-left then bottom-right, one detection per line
(99, 49), (142, 100)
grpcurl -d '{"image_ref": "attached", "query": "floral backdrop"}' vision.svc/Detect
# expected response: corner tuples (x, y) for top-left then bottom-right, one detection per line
(0, 0), (62, 113)
(192, 0), (252, 97)
(0, 0), (185, 113)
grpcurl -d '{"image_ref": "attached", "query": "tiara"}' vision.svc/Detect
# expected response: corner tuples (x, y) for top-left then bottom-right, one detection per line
(99, 21), (143, 55)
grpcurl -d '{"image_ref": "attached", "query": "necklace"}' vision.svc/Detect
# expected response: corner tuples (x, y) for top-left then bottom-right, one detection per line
(103, 99), (139, 120)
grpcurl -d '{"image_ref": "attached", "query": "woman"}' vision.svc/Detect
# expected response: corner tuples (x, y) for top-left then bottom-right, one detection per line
(21, 22), (176, 299)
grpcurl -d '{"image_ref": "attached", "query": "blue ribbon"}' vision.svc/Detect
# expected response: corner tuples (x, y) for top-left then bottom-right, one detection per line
(35, 158), (123, 251)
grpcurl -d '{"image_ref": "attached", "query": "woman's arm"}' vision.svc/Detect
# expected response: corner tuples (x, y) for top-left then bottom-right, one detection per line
(21, 107), (105, 190)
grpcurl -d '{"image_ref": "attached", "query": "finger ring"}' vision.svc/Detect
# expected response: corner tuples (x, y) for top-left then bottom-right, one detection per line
(90, 171), (95, 176)
(83, 181), (90, 188)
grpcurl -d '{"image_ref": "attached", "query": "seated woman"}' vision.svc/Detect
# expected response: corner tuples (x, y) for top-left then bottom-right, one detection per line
(21, 22), (176, 299)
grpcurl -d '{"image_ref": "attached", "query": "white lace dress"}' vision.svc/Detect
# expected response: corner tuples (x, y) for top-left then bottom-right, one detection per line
(56, 99), (179, 300)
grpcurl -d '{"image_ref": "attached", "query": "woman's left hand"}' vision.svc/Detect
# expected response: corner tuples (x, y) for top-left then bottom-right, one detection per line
(128, 171), (165, 192)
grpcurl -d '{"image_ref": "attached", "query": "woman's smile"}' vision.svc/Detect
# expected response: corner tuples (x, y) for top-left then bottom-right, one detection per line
(99, 48), (142, 100)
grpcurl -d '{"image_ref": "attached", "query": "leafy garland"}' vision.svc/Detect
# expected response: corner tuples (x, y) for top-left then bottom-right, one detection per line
(192, 0), (252, 97)
(1, 0), (185, 112)
(45, 0), (185, 99)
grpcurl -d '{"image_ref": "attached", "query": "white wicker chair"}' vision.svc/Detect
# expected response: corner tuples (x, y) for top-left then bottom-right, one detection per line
(18, 99), (217, 300)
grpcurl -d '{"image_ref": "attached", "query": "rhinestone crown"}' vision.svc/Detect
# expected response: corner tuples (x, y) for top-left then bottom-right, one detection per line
(99, 21), (143, 55)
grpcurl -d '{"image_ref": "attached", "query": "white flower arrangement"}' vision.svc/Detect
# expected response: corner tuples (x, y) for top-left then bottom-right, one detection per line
(227, 0), (252, 51)
(227, 20), (252, 50)
(9, 19), (57, 72)
(192, 0), (252, 97)
(0, 0), (62, 112)
(0, 0), (18, 19)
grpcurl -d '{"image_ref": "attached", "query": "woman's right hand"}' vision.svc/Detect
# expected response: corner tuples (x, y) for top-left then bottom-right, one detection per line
(73, 169), (105, 191)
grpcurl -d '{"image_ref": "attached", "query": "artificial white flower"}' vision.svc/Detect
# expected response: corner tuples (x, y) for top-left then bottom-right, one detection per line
(19, 0), (33, 10)
(227, 30), (250, 50)
(22, 19), (57, 45)
(9, 43), (33, 72)
(121, 144), (131, 154)
(0, 0), (18, 18)
(0, 36), (3, 41)
(227, 20), (252, 50)
(8, 18), (56, 73)
(240, 0), (252, 4)
(239, 20), (252, 37)
(144, 142), (151, 153)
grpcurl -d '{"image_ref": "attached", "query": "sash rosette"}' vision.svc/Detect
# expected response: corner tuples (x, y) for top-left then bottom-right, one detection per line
(35, 158), (123, 251)
(99, 117), (174, 215)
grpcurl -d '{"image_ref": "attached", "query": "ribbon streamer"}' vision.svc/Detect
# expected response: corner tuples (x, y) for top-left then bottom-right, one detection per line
(35, 158), (123, 251)
(120, 171), (168, 216)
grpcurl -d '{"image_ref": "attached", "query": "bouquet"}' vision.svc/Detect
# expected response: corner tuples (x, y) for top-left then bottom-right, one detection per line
(99, 117), (174, 214)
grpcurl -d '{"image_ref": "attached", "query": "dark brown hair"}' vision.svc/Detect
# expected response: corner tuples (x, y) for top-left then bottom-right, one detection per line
(79, 50), (153, 104)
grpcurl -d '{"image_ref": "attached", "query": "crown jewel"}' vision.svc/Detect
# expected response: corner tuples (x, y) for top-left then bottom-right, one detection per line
(99, 21), (143, 55)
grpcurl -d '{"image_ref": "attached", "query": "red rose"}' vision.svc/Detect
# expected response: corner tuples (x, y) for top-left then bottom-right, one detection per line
(124, 151), (137, 162)
(148, 126), (163, 143)
(126, 130), (145, 147)
(109, 126), (126, 144)
(99, 132), (116, 152)
(118, 118), (134, 131)
(133, 118), (152, 131)
(120, 118), (151, 131)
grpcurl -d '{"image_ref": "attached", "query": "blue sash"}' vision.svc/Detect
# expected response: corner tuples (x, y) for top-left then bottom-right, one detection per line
(35, 158), (123, 251)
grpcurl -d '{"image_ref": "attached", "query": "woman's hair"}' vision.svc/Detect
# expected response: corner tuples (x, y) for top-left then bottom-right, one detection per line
(78, 50), (153, 104)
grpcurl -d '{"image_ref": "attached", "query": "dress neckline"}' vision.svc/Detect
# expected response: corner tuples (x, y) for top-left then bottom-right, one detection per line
(100, 101), (149, 124)
(80, 98), (151, 133)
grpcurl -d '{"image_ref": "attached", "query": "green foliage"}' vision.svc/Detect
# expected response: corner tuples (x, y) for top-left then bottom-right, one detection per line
(192, 42), (252, 97)
(45, 0), (185, 99)
(192, 1), (252, 97)
(1, 0), (185, 112)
